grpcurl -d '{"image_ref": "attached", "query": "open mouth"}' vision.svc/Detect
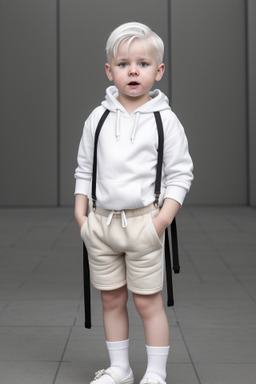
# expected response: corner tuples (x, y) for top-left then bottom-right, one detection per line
(128, 81), (139, 86)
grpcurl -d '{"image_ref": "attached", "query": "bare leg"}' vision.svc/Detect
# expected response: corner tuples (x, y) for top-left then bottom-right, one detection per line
(133, 291), (169, 345)
(133, 292), (170, 383)
(101, 285), (129, 341)
(91, 286), (132, 383)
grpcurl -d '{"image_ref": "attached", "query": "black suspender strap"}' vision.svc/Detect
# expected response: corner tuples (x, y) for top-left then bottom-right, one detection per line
(83, 109), (180, 328)
(153, 111), (180, 307)
(170, 216), (180, 274)
(164, 227), (174, 306)
(154, 111), (164, 206)
(83, 242), (91, 328)
(83, 109), (110, 329)
(92, 109), (110, 209)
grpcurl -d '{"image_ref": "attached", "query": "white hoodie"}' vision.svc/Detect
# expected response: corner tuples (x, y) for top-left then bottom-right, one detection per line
(75, 86), (193, 210)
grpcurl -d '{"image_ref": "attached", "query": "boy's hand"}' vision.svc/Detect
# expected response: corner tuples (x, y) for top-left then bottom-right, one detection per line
(77, 215), (87, 230)
(74, 194), (89, 229)
(152, 215), (166, 239)
(153, 198), (181, 239)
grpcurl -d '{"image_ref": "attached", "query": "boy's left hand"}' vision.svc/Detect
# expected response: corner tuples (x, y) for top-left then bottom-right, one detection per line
(152, 215), (166, 239)
(152, 198), (181, 239)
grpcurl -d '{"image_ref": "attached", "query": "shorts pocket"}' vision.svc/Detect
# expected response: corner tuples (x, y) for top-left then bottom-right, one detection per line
(147, 211), (164, 248)
(80, 216), (89, 243)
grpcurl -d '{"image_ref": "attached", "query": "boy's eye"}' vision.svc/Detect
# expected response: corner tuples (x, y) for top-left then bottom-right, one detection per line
(119, 62), (127, 68)
(140, 62), (148, 68)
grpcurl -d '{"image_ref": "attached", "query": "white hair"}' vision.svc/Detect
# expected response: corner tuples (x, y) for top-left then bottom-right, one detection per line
(106, 22), (164, 65)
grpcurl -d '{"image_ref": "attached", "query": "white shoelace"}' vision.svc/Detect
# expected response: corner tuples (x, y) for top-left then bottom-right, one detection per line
(106, 210), (128, 228)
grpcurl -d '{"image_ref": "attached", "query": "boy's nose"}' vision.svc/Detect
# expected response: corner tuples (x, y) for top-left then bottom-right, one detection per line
(129, 66), (139, 76)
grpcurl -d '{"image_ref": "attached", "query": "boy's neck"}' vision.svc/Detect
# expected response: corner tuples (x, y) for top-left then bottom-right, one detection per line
(118, 93), (151, 114)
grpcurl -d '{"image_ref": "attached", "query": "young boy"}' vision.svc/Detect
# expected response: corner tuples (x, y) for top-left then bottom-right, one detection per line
(74, 22), (193, 384)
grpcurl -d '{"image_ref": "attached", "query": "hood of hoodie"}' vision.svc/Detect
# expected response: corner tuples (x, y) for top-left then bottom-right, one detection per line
(101, 86), (171, 142)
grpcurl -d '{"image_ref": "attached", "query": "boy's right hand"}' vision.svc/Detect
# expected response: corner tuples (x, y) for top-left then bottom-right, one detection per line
(76, 215), (87, 230)
(74, 194), (89, 229)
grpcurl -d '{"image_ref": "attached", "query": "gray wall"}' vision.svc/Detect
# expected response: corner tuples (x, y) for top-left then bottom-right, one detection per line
(0, 0), (57, 206)
(0, 0), (255, 207)
(171, 0), (247, 205)
(60, 0), (169, 205)
(248, 0), (256, 207)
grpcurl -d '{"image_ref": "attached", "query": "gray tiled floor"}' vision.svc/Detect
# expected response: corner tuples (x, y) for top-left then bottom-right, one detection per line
(0, 206), (256, 384)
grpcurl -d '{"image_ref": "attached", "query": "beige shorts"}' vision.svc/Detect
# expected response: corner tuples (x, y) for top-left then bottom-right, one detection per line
(80, 204), (165, 295)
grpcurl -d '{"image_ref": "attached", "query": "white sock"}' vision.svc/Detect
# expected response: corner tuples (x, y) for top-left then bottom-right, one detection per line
(143, 345), (170, 383)
(92, 339), (132, 383)
(106, 339), (132, 378)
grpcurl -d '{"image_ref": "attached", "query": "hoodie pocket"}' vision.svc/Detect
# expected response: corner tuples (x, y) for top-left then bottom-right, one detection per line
(97, 180), (142, 210)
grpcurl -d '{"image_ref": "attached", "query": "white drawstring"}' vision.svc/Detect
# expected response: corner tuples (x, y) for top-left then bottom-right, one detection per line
(106, 211), (114, 226)
(115, 111), (140, 143)
(131, 112), (140, 143)
(115, 110), (120, 141)
(121, 211), (127, 228)
(106, 210), (128, 228)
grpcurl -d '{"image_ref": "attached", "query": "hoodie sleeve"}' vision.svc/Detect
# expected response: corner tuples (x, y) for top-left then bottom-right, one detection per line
(74, 111), (96, 196)
(162, 111), (194, 206)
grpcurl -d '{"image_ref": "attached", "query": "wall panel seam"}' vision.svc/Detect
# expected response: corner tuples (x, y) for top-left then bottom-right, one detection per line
(57, 0), (61, 206)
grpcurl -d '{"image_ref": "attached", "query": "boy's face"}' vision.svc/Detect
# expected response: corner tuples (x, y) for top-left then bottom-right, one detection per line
(105, 39), (165, 108)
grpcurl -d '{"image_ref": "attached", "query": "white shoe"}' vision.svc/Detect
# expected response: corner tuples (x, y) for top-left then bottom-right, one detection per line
(90, 368), (134, 384)
(140, 379), (166, 384)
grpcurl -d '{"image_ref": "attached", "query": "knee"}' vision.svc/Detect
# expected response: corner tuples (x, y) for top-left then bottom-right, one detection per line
(133, 292), (163, 319)
(133, 293), (152, 318)
(101, 286), (128, 312)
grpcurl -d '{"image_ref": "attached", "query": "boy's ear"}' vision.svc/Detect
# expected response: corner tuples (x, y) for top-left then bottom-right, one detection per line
(155, 63), (165, 82)
(105, 63), (113, 81)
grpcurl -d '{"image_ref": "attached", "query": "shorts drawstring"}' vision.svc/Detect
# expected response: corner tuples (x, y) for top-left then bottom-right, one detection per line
(106, 210), (128, 228)
(121, 211), (128, 227)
